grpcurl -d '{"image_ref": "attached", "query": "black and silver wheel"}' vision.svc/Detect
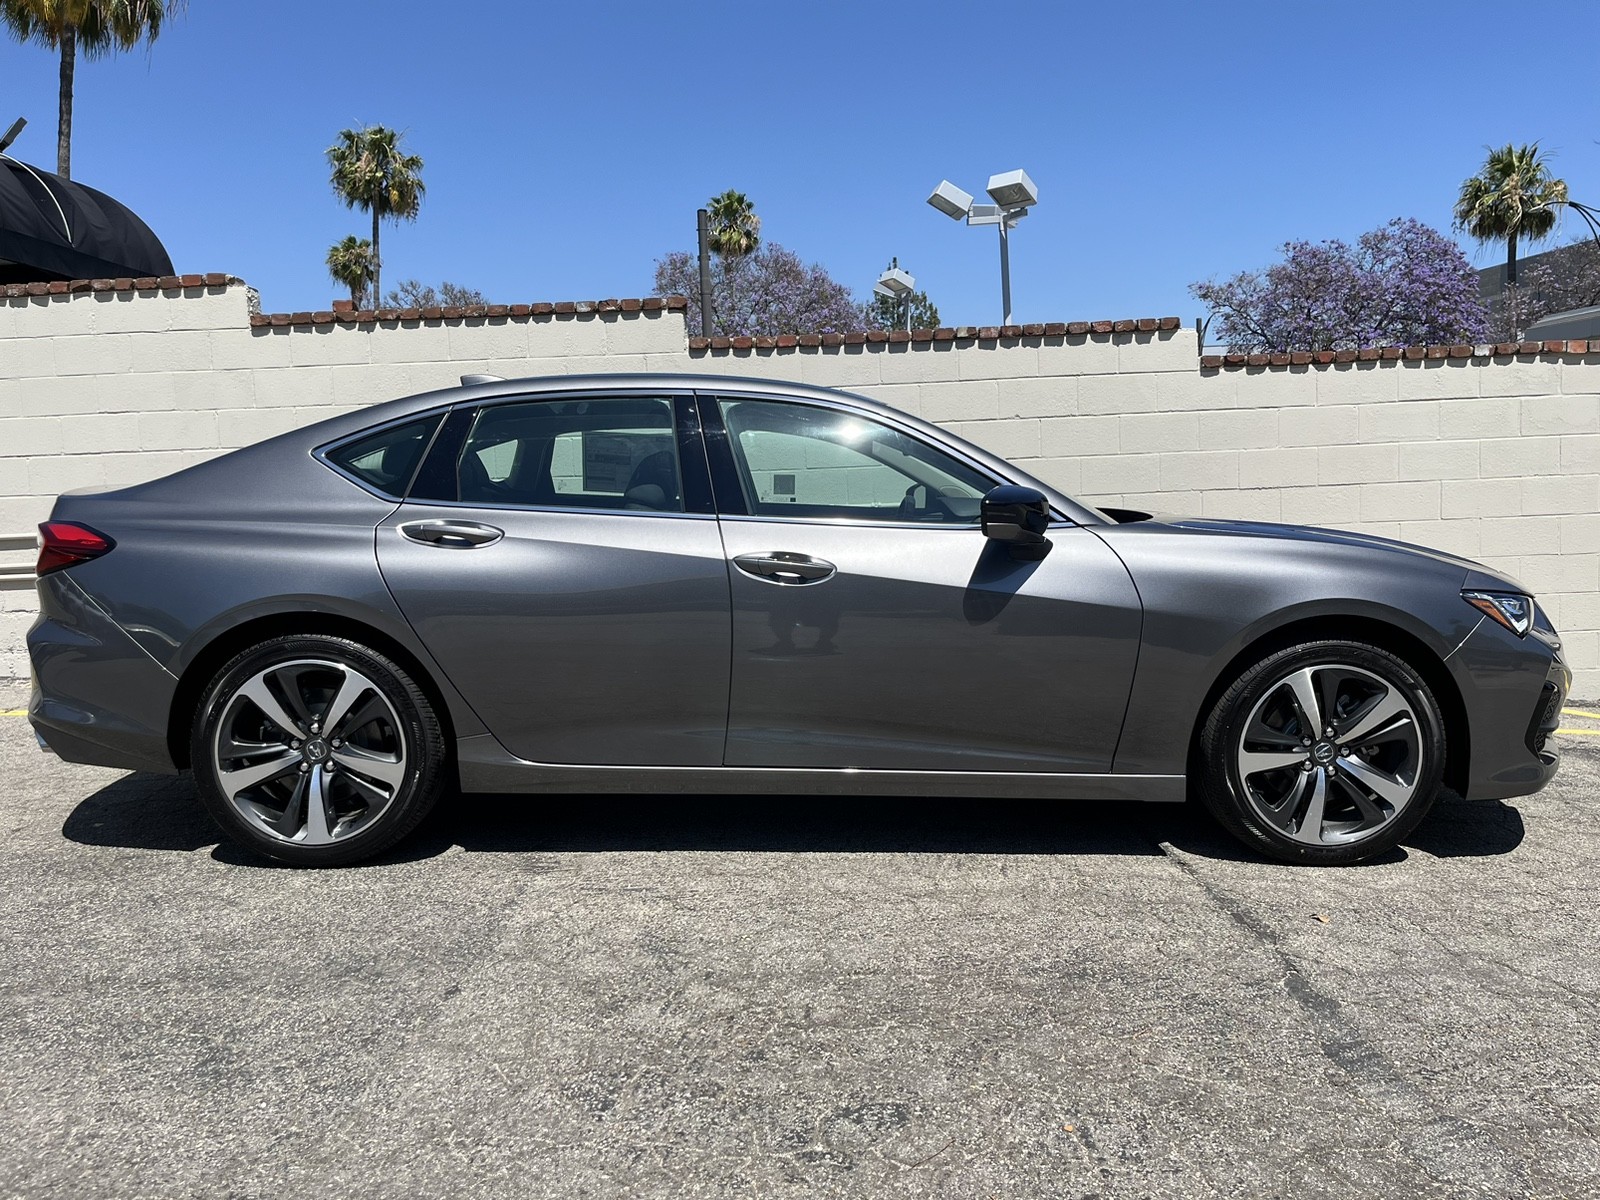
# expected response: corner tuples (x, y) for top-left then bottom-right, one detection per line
(1198, 640), (1446, 865)
(191, 635), (447, 866)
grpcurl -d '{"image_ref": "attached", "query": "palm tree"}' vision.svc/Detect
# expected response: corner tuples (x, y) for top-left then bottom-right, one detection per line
(705, 190), (760, 334)
(1454, 143), (1568, 336)
(326, 126), (426, 307)
(0, 0), (181, 179)
(706, 189), (760, 257)
(325, 235), (376, 308)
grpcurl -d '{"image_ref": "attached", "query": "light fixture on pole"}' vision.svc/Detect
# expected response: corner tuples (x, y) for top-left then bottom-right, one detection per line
(874, 262), (916, 331)
(926, 169), (1038, 324)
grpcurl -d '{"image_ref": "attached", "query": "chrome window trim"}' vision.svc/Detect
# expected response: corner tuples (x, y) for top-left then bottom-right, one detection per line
(717, 513), (982, 532)
(392, 497), (719, 521)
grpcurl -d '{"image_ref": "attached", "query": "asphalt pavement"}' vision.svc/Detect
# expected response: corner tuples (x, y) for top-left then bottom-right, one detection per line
(1, 681), (1597, 1199)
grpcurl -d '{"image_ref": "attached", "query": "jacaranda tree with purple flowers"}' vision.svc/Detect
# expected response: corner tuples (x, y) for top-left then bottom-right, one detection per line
(654, 243), (865, 337)
(1191, 218), (1489, 353)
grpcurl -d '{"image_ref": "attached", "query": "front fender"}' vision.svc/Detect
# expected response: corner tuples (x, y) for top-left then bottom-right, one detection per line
(1093, 523), (1476, 776)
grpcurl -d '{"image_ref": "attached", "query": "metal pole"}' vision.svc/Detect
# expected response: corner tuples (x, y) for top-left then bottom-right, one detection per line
(997, 218), (1013, 325)
(696, 208), (714, 337)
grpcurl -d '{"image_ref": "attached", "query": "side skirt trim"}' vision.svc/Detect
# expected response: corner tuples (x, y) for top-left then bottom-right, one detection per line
(455, 735), (1187, 802)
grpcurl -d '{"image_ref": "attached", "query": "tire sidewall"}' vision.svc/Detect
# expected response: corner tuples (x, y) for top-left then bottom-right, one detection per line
(1202, 640), (1447, 865)
(190, 634), (443, 866)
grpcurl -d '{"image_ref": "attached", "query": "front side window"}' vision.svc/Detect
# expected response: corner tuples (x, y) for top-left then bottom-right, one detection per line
(443, 396), (683, 512)
(717, 398), (993, 523)
(323, 413), (442, 498)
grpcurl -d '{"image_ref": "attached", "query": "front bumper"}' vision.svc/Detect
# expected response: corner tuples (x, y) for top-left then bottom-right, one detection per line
(28, 571), (179, 774)
(1452, 618), (1569, 801)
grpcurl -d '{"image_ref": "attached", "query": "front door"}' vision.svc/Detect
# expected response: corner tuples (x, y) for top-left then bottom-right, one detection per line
(705, 394), (1141, 772)
(377, 392), (731, 766)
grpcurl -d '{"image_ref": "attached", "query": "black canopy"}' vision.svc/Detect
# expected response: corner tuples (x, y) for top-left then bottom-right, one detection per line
(0, 157), (172, 283)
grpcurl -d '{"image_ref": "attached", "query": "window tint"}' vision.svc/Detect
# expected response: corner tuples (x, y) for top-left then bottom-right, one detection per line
(324, 414), (442, 497)
(451, 397), (684, 512)
(717, 399), (993, 523)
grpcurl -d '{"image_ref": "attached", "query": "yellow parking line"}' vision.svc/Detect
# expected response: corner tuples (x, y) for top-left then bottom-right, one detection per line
(0, 709), (26, 717)
(1557, 728), (1600, 736)
(1562, 708), (1600, 719)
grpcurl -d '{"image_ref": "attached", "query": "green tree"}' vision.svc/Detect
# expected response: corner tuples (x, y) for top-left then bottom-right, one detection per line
(1454, 143), (1568, 335)
(0, 0), (182, 178)
(705, 189), (760, 323)
(867, 259), (940, 331)
(706, 189), (761, 258)
(326, 126), (426, 307)
(325, 235), (376, 308)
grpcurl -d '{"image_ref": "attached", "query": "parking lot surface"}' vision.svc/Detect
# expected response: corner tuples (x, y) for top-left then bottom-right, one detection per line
(1, 681), (1598, 1199)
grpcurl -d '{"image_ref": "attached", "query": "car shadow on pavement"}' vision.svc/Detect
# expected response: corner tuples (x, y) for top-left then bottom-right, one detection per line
(436, 792), (1186, 858)
(61, 771), (219, 853)
(60, 773), (1525, 867)
(1405, 793), (1527, 858)
(1156, 792), (1527, 865)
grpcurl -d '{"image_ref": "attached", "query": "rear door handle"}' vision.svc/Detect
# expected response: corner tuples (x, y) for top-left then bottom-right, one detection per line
(732, 551), (836, 585)
(399, 520), (504, 548)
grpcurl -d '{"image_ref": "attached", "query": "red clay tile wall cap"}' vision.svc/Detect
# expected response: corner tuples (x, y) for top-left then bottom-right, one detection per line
(688, 315), (1182, 351)
(248, 295), (689, 328)
(1, 272), (238, 299)
(1200, 341), (1600, 369)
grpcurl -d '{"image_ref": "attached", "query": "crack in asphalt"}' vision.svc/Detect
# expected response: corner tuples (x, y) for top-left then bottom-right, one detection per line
(1154, 838), (1526, 1198)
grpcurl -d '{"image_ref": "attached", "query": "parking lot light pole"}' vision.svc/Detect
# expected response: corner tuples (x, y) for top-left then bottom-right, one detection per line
(874, 263), (916, 331)
(927, 170), (1039, 325)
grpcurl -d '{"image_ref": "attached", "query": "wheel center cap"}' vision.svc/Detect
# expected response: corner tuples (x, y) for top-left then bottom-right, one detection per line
(302, 738), (329, 763)
(1312, 741), (1336, 765)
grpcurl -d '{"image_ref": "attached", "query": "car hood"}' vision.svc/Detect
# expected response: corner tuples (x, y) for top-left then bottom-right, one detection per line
(1129, 515), (1528, 592)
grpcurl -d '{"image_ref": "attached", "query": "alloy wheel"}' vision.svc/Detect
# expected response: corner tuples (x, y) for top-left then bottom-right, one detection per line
(1234, 662), (1422, 846)
(211, 658), (407, 846)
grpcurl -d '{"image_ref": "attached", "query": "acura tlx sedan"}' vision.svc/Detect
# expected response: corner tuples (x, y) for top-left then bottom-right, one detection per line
(28, 375), (1568, 867)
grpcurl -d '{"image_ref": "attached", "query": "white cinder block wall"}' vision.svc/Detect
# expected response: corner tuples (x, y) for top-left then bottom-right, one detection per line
(1, 280), (1595, 699)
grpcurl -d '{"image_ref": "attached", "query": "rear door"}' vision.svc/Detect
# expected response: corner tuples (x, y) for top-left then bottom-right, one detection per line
(375, 391), (731, 766)
(702, 392), (1142, 773)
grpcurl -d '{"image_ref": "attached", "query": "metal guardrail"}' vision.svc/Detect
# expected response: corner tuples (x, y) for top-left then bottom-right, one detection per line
(0, 532), (37, 587)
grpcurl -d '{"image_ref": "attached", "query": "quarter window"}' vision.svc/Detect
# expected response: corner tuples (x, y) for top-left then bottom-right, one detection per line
(448, 396), (684, 512)
(717, 399), (993, 523)
(324, 414), (442, 498)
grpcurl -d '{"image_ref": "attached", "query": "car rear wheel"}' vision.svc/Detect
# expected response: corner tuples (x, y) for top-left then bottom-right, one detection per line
(190, 634), (447, 866)
(1197, 640), (1446, 865)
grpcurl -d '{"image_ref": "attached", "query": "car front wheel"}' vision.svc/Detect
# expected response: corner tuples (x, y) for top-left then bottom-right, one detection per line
(190, 634), (447, 866)
(1198, 640), (1446, 865)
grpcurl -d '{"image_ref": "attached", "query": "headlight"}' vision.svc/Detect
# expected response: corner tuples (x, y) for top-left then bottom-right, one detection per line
(1462, 590), (1534, 637)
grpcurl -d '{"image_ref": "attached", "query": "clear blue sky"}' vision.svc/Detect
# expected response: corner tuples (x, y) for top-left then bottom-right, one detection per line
(5, 0), (1598, 325)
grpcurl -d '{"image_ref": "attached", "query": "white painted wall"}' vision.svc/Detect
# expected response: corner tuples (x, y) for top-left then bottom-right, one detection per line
(2, 281), (1595, 699)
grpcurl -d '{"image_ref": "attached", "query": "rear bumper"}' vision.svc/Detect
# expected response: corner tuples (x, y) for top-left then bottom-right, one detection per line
(1452, 620), (1569, 801)
(27, 572), (179, 774)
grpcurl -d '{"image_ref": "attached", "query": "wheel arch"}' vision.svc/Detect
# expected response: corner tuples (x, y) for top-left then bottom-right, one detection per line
(167, 611), (460, 773)
(1186, 613), (1470, 796)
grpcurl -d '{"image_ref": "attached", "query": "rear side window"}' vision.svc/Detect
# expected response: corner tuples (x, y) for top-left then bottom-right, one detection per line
(428, 396), (684, 513)
(324, 414), (442, 497)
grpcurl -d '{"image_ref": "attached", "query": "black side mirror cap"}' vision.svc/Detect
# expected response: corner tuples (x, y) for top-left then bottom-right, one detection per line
(981, 485), (1052, 559)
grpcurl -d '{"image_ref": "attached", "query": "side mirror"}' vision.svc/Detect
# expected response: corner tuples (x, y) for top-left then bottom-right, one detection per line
(981, 485), (1052, 559)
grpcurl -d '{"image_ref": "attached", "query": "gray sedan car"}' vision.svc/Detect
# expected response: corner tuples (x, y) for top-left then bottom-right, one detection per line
(28, 374), (1568, 866)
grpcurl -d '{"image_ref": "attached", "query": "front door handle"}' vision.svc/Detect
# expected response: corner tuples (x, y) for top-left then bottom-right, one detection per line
(399, 520), (504, 548)
(732, 551), (836, 585)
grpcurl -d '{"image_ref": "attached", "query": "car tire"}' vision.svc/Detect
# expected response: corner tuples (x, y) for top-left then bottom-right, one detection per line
(190, 634), (447, 867)
(1197, 639), (1446, 865)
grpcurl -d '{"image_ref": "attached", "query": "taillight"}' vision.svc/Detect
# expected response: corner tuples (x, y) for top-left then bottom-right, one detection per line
(36, 522), (115, 577)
